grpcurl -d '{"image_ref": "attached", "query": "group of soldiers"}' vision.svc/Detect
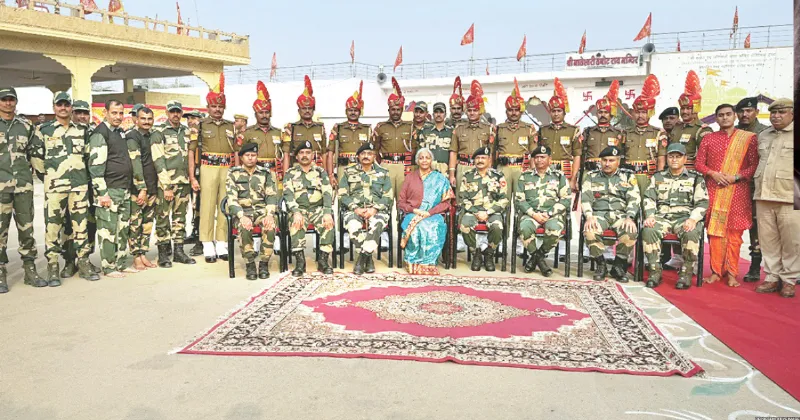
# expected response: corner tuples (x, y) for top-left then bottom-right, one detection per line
(0, 68), (782, 291)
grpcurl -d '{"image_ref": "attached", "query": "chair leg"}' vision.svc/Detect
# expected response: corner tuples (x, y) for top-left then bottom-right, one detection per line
(697, 234), (705, 287)
(565, 230), (571, 278)
(339, 219), (345, 269)
(227, 216), (235, 279)
(510, 224), (517, 274)
(388, 224), (394, 268)
(315, 232), (320, 262)
(577, 216), (585, 278)
(553, 241), (559, 269)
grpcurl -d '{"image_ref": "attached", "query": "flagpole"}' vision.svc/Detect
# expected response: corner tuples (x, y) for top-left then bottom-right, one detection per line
(470, 41), (475, 76)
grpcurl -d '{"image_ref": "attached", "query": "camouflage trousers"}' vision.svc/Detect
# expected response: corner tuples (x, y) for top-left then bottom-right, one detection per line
(344, 211), (389, 254)
(584, 213), (637, 258)
(459, 212), (504, 249)
(96, 188), (131, 274)
(0, 191), (37, 265)
(155, 185), (191, 246)
(289, 207), (333, 254)
(519, 215), (564, 254)
(237, 214), (276, 263)
(642, 217), (703, 265)
(129, 193), (157, 255)
(63, 186), (96, 259)
(45, 188), (90, 264)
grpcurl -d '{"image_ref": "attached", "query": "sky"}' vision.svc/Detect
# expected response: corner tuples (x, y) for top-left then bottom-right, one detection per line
(98, 0), (791, 69)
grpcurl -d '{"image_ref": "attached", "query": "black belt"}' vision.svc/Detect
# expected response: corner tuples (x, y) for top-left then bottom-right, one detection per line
(497, 156), (525, 165)
(337, 156), (358, 165)
(200, 153), (234, 167)
(257, 160), (276, 170)
(457, 154), (474, 165)
(383, 153), (406, 163)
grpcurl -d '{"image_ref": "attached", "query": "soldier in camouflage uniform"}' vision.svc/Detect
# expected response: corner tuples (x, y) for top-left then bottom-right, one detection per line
(735, 97), (771, 283)
(412, 102), (431, 133)
(339, 143), (393, 274)
(29, 91), (100, 285)
(413, 102), (452, 174)
(581, 146), (640, 282)
(183, 109), (203, 257)
(496, 82), (537, 198)
(284, 141), (335, 277)
(515, 145), (570, 276)
(330, 80), (371, 189)
(0, 87), (46, 293)
(127, 107), (159, 270)
(657, 107), (680, 170)
(88, 100), (145, 278)
(458, 147), (508, 272)
(641, 143), (708, 290)
(282, 76), (328, 176)
(151, 101), (196, 268)
(226, 143), (279, 280)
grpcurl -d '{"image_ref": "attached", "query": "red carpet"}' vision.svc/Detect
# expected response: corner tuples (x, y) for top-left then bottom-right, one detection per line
(654, 246), (800, 400)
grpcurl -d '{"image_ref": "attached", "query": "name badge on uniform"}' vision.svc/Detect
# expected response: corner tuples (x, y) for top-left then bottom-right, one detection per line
(518, 136), (529, 146)
(680, 134), (691, 143)
(358, 133), (368, 142)
(560, 136), (571, 145)
(313, 133), (322, 142)
(645, 138), (657, 148)
(272, 135), (281, 144)
(607, 137), (616, 146)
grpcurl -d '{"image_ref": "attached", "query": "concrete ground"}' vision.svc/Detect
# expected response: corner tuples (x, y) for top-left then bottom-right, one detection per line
(1, 184), (798, 420)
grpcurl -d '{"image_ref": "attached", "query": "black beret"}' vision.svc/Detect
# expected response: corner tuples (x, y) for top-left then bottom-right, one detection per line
(599, 146), (621, 158)
(658, 107), (679, 120)
(294, 140), (313, 155)
(238, 142), (258, 156)
(532, 145), (551, 156)
(357, 142), (376, 155)
(472, 146), (491, 160)
(735, 97), (758, 111)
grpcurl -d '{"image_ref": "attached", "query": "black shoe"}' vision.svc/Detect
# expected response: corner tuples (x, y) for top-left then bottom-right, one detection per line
(535, 250), (553, 277)
(218, 253), (229, 262)
(470, 249), (482, 271)
(484, 248), (496, 272)
(157, 244), (173, 268)
(743, 255), (761, 282)
(292, 251), (306, 277)
(60, 261), (77, 278)
(524, 249), (539, 273)
(258, 260), (270, 279)
(245, 262), (257, 280)
(166, 241), (173, 257)
(645, 263), (662, 288)
(365, 254), (375, 273)
(78, 259), (100, 281)
(190, 242), (204, 257)
(205, 256), (217, 263)
(47, 263), (61, 287)
(676, 264), (693, 290)
(318, 252), (333, 275)
(23, 262), (48, 288)
(353, 253), (367, 275)
(173, 244), (196, 265)
(592, 257), (607, 281)
(0, 267), (7, 293)
(610, 256), (631, 283)
(88, 261), (101, 274)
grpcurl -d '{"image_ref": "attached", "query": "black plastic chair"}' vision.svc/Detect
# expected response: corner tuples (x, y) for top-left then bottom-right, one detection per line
(451, 205), (509, 271)
(510, 211), (571, 275)
(338, 204), (394, 269)
(221, 196), (287, 278)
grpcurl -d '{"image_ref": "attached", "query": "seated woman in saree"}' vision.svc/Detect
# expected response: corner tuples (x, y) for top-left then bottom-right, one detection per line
(398, 148), (454, 275)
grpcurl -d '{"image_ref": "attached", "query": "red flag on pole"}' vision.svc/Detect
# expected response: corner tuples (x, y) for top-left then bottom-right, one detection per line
(460, 23), (475, 46)
(270, 53), (277, 79)
(516, 35), (527, 61)
(633, 13), (652, 41)
(176, 2), (184, 34)
(578, 31), (587, 54)
(394, 46), (403, 72)
(108, 0), (123, 13)
(485, 62), (490, 76)
(730, 6), (738, 39)
(15, 0), (29, 7)
(350, 40), (355, 63)
(676, 37), (681, 52)
(744, 33), (751, 48)
(80, 0), (98, 13)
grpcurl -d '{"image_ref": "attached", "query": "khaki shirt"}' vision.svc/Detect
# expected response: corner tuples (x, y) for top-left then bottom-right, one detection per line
(754, 122), (794, 203)
(624, 125), (667, 161)
(538, 123), (579, 161)
(574, 125), (625, 160)
(451, 121), (494, 156)
(495, 121), (536, 156)
(331, 122), (372, 155)
(671, 121), (712, 159)
(242, 124), (283, 160)
(189, 118), (237, 154)
(283, 121), (327, 156)
(373, 120), (413, 155)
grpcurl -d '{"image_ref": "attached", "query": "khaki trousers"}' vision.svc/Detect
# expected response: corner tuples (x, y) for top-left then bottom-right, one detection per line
(199, 165), (229, 242)
(756, 200), (800, 283)
(383, 162), (404, 201)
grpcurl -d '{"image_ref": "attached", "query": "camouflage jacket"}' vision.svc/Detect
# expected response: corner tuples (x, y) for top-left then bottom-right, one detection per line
(581, 168), (641, 220)
(0, 115), (36, 193)
(337, 164), (393, 212)
(414, 124), (453, 164)
(514, 167), (570, 218)
(30, 120), (91, 193)
(282, 164), (333, 215)
(226, 165), (278, 222)
(643, 169), (708, 222)
(672, 121), (713, 158)
(88, 122), (145, 197)
(459, 168), (509, 215)
(152, 123), (190, 189)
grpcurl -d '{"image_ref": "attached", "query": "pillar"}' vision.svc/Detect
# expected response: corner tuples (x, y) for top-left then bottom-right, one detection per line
(43, 55), (116, 104)
(123, 78), (135, 93)
(192, 70), (222, 90)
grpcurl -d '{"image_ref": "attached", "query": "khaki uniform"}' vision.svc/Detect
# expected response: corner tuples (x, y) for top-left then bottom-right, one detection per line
(495, 121), (537, 198)
(458, 168), (508, 250)
(413, 123), (452, 174)
(373, 120), (413, 200)
(283, 121), (327, 166)
(242, 124), (284, 179)
(754, 122), (798, 284)
(574, 125), (626, 176)
(331, 122), (372, 181)
(189, 117), (237, 243)
(538, 123), (579, 178)
(514, 168), (570, 255)
(670, 121), (713, 167)
(152, 123), (192, 246)
(624, 125), (668, 196)
(580, 168), (640, 258)
(226, 166), (279, 263)
(450, 121), (495, 193)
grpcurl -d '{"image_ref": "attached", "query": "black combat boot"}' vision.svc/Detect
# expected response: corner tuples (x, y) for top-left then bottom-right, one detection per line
(535, 250), (553, 277)
(60, 260), (77, 278)
(743, 255), (761, 282)
(524, 248), (539, 273)
(364, 253), (375, 274)
(78, 259), (100, 281)
(593, 257), (607, 281)
(610, 256), (631, 283)
(190, 242), (204, 257)
(645, 263), (663, 288)
(258, 259), (270, 279)
(245, 262), (257, 280)
(23, 262), (47, 288)
(292, 251), (306, 277)
(166, 241), (173, 257)
(157, 244), (172, 268)
(0, 266), (7, 293)
(470, 249), (482, 271)
(676, 264), (693, 290)
(318, 252), (333, 275)
(47, 263), (61, 287)
(173, 244), (196, 265)
(353, 253), (367, 275)
(88, 260), (101, 274)
(484, 248), (496, 272)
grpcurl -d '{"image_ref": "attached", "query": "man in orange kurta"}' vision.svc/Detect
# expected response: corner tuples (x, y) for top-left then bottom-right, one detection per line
(695, 104), (759, 287)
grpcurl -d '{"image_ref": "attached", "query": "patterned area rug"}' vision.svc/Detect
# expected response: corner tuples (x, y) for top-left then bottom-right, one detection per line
(178, 272), (701, 377)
